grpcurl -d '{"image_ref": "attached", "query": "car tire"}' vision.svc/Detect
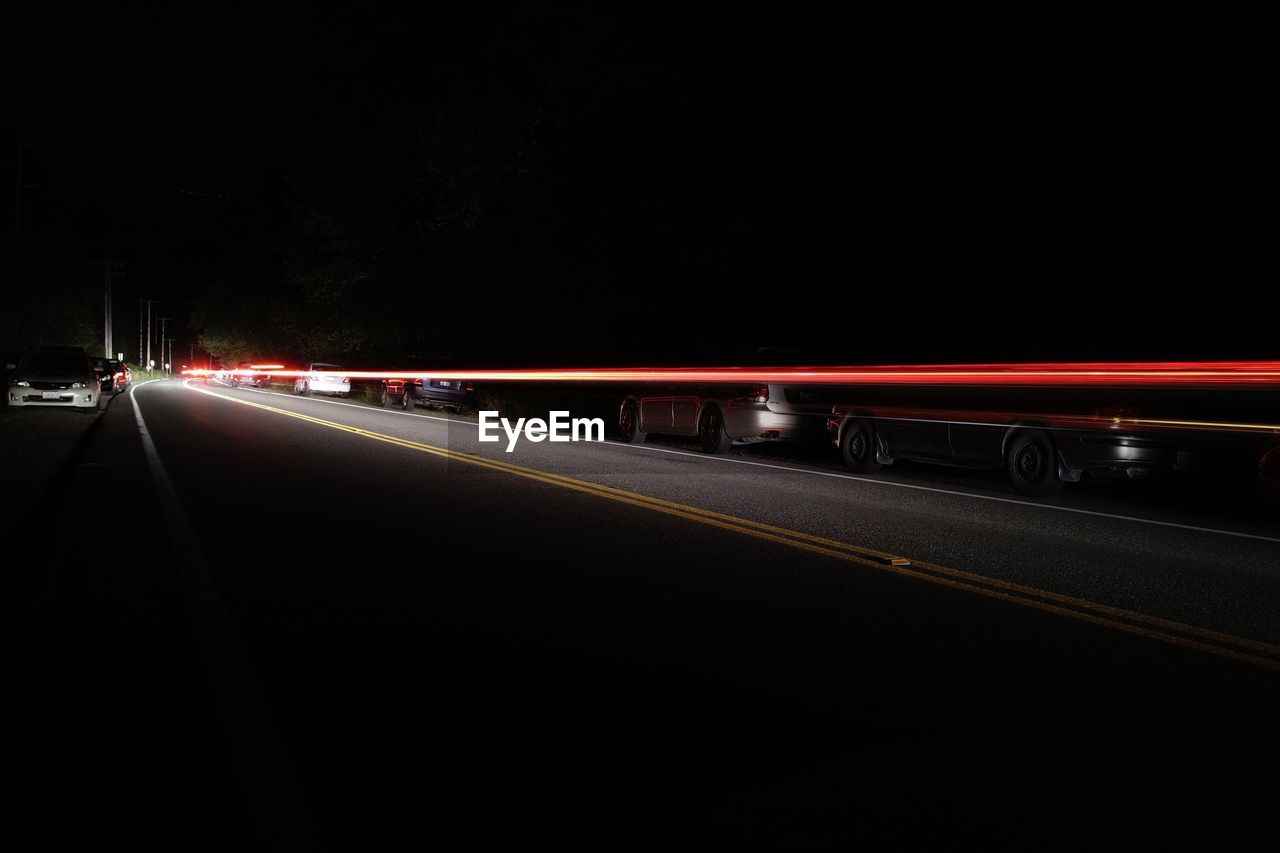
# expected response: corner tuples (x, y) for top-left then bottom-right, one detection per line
(301, 381), (311, 397)
(1005, 429), (1063, 497)
(840, 418), (883, 473)
(698, 405), (732, 454)
(619, 400), (645, 444)
(401, 388), (415, 411)
(380, 385), (391, 408)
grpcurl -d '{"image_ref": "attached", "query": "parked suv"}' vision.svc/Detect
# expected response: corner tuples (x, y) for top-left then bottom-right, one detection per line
(825, 386), (1272, 498)
(383, 375), (478, 414)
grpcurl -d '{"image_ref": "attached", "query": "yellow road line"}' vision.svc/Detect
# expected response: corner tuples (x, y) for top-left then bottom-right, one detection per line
(181, 381), (1280, 672)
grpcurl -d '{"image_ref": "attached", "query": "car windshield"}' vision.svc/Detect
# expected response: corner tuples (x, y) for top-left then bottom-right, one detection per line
(23, 353), (90, 374)
(312, 364), (341, 371)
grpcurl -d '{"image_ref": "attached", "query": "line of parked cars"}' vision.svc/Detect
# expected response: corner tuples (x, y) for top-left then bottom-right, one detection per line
(222, 356), (479, 413)
(219, 357), (1277, 499)
(617, 382), (1279, 498)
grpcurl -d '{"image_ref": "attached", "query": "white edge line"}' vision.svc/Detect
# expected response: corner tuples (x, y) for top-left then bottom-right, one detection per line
(131, 383), (312, 835)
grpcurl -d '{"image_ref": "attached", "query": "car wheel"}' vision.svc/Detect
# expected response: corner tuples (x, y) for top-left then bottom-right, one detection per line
(401, 389), (414, 411)
(380, 385), (391, 408)
(698, 405), (732, 454)
(1006, 430), (1063, 497)
(301, 381), (311, 397)
(840, 418), (883, 473)
(619, 400), (645, 444)
(339, 392), (348, 399)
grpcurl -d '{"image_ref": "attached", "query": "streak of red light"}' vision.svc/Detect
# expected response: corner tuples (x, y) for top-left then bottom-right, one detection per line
(181, 361), (1280, 388)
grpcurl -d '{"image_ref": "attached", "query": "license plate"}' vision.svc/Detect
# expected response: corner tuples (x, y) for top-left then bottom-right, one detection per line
(438, 380), (452, 387)
(41, 391), (62, 400)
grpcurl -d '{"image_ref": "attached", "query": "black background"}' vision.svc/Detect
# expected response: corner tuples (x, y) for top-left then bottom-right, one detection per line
(2, 5), (1273, 365)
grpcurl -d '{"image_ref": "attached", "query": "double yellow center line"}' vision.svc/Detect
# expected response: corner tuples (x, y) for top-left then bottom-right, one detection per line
(185, 381), (1280, 672)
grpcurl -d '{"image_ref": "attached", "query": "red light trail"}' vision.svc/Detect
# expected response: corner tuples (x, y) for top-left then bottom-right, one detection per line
(182, 360), (1280, 388)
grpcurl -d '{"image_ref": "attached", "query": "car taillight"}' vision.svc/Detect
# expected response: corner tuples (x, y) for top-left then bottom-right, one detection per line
(749, 385), (769, 403)
(464, 382), (475, 393)
(114, 372), (123, 379)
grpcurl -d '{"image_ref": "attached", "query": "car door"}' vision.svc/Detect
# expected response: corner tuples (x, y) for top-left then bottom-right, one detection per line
(872, 395), (952, 461)
(638, 385), (674, 434)
(669, 383), (705, 435)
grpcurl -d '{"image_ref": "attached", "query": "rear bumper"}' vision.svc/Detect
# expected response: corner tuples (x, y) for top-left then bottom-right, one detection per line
(1059, 433), (1179, 470)
(300, 380), (351, 394)
(405, 387), (476, 406)
(723, 403), (824, 443)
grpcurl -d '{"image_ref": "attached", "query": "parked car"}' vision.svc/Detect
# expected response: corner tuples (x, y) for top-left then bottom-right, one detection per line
(5, 348), (100, 412)
(617, 383), (825, 453)
(93, 357), (131, 395)
(383, 375), (478, 413)
(295, 363), (351, 398)
(826, 388), (1272, 498)
(229, 362), (270, 388)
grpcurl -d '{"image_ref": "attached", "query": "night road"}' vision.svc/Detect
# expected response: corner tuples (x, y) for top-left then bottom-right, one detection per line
(8, 379), (1280, 848)
(9, 7), (1279, 848)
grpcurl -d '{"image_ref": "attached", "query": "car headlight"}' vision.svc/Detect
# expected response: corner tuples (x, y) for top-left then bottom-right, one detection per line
(12, 379), (30, 387)
(71, 382), (86, 389)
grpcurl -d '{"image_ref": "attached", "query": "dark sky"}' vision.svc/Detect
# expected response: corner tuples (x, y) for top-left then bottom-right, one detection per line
(2, 6), (1273, 364)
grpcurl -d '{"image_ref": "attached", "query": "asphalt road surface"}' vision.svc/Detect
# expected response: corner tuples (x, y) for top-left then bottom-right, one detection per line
(7, 378), (1280, 849)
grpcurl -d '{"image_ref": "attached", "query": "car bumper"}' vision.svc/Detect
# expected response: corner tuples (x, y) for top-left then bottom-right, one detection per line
(302, 381), (350, 394)
(7, 388), (98, 407)
(723, 403), (824, 443)
(1057, 433), (1176, 469)
(410, 389), (476, 406)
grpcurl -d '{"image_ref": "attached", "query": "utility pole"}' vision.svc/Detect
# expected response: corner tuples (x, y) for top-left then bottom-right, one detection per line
(164, 338), (175, 374)
(157, 318), (170, 375)
(99, 251), (125, 358)
(141, 299), (157, 371)
(104, 254), (111, 357)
